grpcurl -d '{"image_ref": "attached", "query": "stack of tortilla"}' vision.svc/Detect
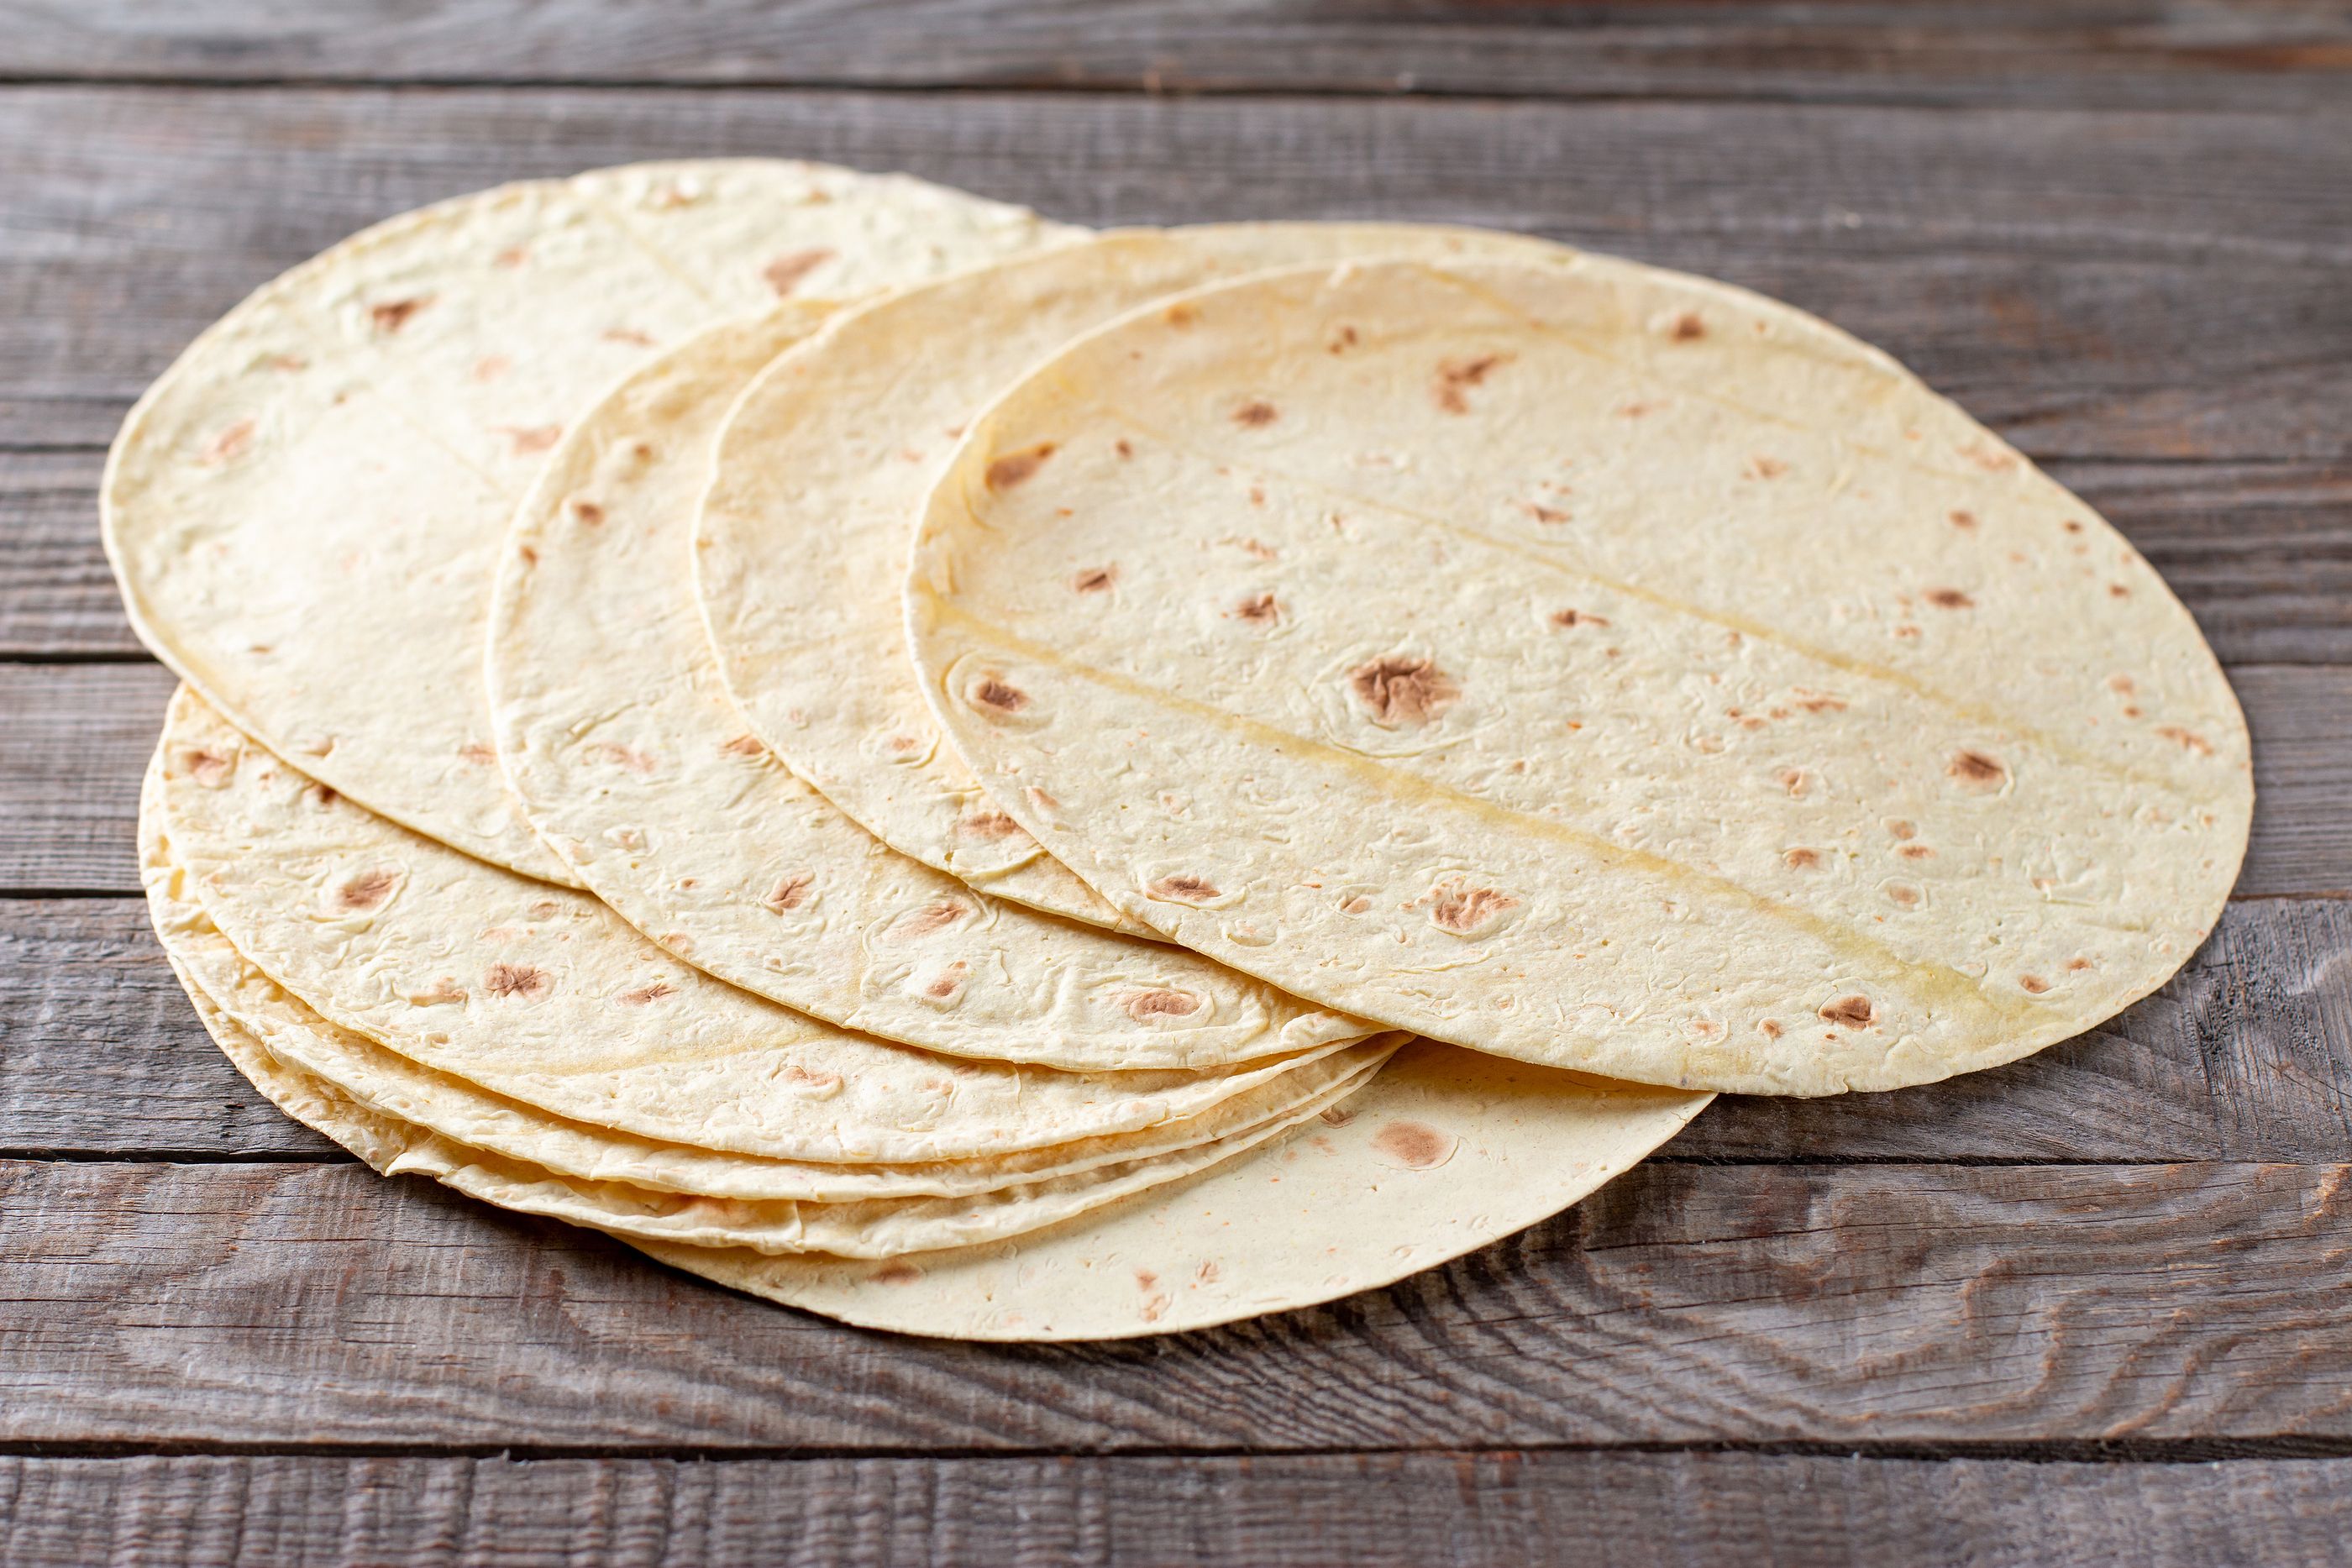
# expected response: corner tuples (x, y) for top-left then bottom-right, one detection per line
(102, 160), (2250, 1341)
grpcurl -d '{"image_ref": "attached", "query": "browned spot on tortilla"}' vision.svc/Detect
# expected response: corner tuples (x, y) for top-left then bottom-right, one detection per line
(1616, 399), (1662, 419)
(409, 979), (467, 1005)
(471, 354), (509, 383)
(2156, 726), (2213, 756)
(517, 544), (538, 566)
(459, 742), (497, 766)
(900, 902), (966, 938)
(1431, 353), (1509, 414)
(1233, 400), (1278, 427)
(2108, 582), (2131, 598)
(1668, 312), (1706, 340)
(1926, 588), (1974, 609)
(969, 676), (1029, 715)
(1519, 501), (1569, 525)
(762, 249), (834, 296)
(924, 962), (969, 1000)
(1550, 608), (1609, 629)
(1231, 592), (1280, 624)
(1370, 1120), (1454, 1170)
(1887, 819), (1916, 840)
(569, 499), (604, 524)
(1746, 455), (1789, 480)
(1341, 894), (1373, 915)
(2067, 956), (2092, 972)
(337, 869), (398, 910)
(958, 810), (1021, 840)
(307, 783), (339, 808)
(874, 1262), (922, 1285)
(1232, 537), (1278, 560)
(370, 297), (428, 333)
(181, 748), (234, 787)
(762, 872), (814, 913)
(1071, 565), (1117, 593)
(1963, 441), (2018, 472)
(1950, 510), (1977, 529)
(1196, 1260), (1222, 1284)
(1431, 884), (1517, 934)
(602, 327), (657, 347)
(1777, 768), (1811, 799)
(1319, 1104), (1356, 1127)
(985, 443), (1056, 490)
(265, 354), (307, 373)
(2020, 974), (2051, 994)
(1784, 848), (1820, 870)
(485, 963), (551, 1001)
(1949, 750), (2007, 787)
(1328, 324), (1361, 354)
(1164, 302), (1199, 328)
(497, 425), (561, 455)
(494, 247), (528, 268)
(1024, 785), (1061, 816)
(1349, 655), (1458, 726)
(1898, 843), (1936, 860)
(1819, 995), (1877, 1028)
(1148, 874), (1221, 905)
(617, 982), (675, 1006)
(783, 1064), (843, 1093)
(720, 733), (766, 758)
(1887, 882), (1922, 907)
(197, 420), (255, 465)
(1114, 438), (1134, 459)
(1759, 1019), (1783, 1038)
(589, 742), (656, 774)
(1126, 989), (1201, 1021)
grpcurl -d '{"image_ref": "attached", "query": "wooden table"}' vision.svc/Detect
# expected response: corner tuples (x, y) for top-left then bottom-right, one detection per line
(4, 5), (2349, 1563)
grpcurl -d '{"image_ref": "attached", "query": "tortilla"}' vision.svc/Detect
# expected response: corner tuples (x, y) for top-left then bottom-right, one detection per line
(694, 225), (1576, 927)
(487, 307), (1367, 1070)
(143, 771), (1389, 1203)
(105, 160), (1074, 884)
(905, 256), (2252, 1096)
(155, 686), (1363, 1163)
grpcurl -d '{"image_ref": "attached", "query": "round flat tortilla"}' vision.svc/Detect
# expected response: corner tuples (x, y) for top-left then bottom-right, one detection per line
(694, 225), (1575, 927)
(905, 256), (2252, 1096)
(155, 687), (1362, 1164)
(105, 159), (1073, 884)
(488, 307), (1367, 1071)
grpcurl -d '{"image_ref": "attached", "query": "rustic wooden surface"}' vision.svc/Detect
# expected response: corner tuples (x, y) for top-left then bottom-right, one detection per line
(1, 5), (2346, 1564)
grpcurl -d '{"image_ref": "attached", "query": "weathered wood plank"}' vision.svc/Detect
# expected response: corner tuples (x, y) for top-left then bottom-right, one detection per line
(6, 0), (2350, 112)
(8, 895), (2346, 1164)
(3, 1451), (2349, 1568)
(7, 662), (2342, 895)
(6, 1157), (2348, 1449)
(3, 88), (2345, 457)
(13, 450), (2347, 663)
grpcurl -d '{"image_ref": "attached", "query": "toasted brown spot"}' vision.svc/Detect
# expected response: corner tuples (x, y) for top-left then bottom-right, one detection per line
(1340, 894), (1373, 915)
(2020, 974), (2051, 994)
(1349, 655), (1458, 726)
(1024, 785), (1061, 816)
(1550, 608), (1609, 629)
(1233, 400), (1278, 427)
(1071, 565), (1117, 593)
(923, 962), (969, 1001)
(517, 544), (538, 566)
(1926, 588), (1974, 610)
(1231, 592), (1280, 624)
(1949, 750), (2008, 787)
(2067, 957), (2093, 972)
(2156, 726), (2213, 756)
(720, 733), (766, 758)
(601, 327), (656, 347)
(1887, 882), (1922, 907)
(762, 249), (834, 296)
(569, 499), (605, 525)
(984, 443), (1056, 490)
(1776, 768), (1811, 799)
(1964, 441), (2019, 472)
(337, 869), (398, 911)
(969, 676), (1029, 716)
(958, 810), (1021, 841)
(1784, 848), (1821, 870)
(1196, 1260), (1222, 1283)
(1370, 1120), (1455, 1170)
(900, 902), (966, 938)
(1114, 438), (1134, 459)
(1746, 455), (1789, 480)
(1431, 353), (1509, 415)
(1431, 884), (1517, 935)
(1328, 324), (1361, 354)
(494, 246), (528, 268)
(2108, 582), (2131, 599)
(1126, 989), (1201, 1021)
(1819, 995), (1877, 1028)
(408, 979), (466, 1006)
(197, 419), (255, 466)
(874, 1262), (922, 1286)
(1519, 501), (1570, 525)
(1759, 1020), (1784, 1038)
(783, 1064), (843, 1094)
(1164, 302), (1200, 328)
(1148, 874), (1221, 905)
(1898, 843), (1936, 861)
(1232, 537), (1278, 561)
(1887, 819), (1916, 840)
(1319, 1104), (1356, 1127)
(485, 963), (551, 1001)
(1950, 509), (1978, 529)
(370, 297), (428, 333)
(496, 425), (560, 456)
(618, 983), (675, 1006)
(1616, 399), (1662, 419)
(307, 784), (339, 808)
(589, 742), (656, 774)
(471, 354), (510, 383)
(182, 748), (234, 787)
(265, 354), (307, 373)
(459, 742), (497, 766)
(762, 872), (815, 913)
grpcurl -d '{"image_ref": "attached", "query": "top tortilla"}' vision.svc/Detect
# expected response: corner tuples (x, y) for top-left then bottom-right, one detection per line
(905, 255), (2253, 1096)
(105, 159), (1073, 883)
(693, 225), (1576, 927)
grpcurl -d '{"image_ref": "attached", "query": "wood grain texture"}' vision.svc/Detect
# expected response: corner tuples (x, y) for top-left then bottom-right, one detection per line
(13, 450), (2347, 664)
(7, 1156), (2349, 1450)
(2, 88), (2344, 458)
(4, 1451), (2350, 1568)
(5, 660), (2341, 894)
(5, 0), (2350, 112)
(7, 895), (2346, 1164)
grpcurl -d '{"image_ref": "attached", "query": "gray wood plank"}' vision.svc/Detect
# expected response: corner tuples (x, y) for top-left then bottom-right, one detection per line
(7, 661), (2341, 895)
(7, 1156), (2349, 1450)
(8, 895), (2346, 1165)
(14, 449), (2348, 664)
(3, 88), (2345, 458)
(4, 0), (2349, 112)
(3, 1451), (2349, 1568)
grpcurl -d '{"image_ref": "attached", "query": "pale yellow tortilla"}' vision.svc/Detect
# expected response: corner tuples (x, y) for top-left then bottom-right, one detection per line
(487, 306), (1368, 1070)
(906, 256), (2252, 1096)
(694, 225), (1576, 927)
(105, 160), (1074, 883)
(155, 687), (1364, 1163)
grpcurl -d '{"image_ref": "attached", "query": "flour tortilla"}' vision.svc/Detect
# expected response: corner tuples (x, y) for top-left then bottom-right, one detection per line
(694, 225), (1576, 928)
(488, 307), (1367, 1070)
(906, 256), (2252, 1096)
(105, 160), (1074, 884)
(156, 687), (1362, 1163)
(170, 947), (1394, 1258)
(143, 770), (1388, 1203)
